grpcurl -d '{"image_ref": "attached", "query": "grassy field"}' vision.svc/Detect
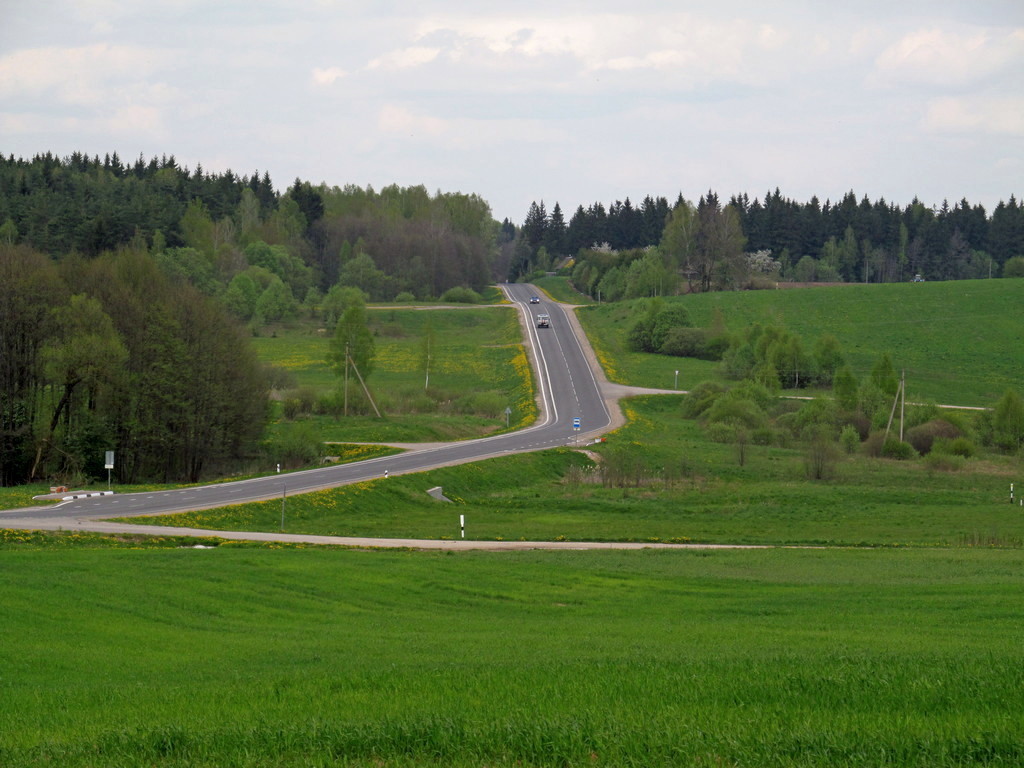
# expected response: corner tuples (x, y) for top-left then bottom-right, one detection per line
(578, 278), (1024, 405)
(532, 274), (595, 304)
(1, 544), (1021, 767)
(120, 396), (1024, 547)
(5, 280), (1024, 767)
(256, 305), (536, 443)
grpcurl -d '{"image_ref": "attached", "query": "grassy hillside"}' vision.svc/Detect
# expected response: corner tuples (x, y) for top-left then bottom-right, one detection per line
(255, 305), (536, 442)
(2, 545), (1022, 767)
(121, 396), (1024, 547)
(578, 278), (1024, 406)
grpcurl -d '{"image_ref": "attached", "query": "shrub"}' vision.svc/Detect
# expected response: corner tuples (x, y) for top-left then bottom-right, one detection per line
(281, 398), (302, 420)
(682, 381), (727, 419)
(839, 412), (871, 440)
(993, 389), (1024, 452)
(627, 316), (655, 352)
(805, 426), (840, 480)
(439, 286), (482, 304)
(778, 398), (837, 438)
(703, 397), (768, 431)
(316, 390), (345, 418)
(266, 422), (324, 469)
(934, 436), (976, 458)
(704, 422), (737, 444)
(394, 291), (416, 303)
(659, 327), (708, 358)
(839, 424), (861, 454)
(923, 452), (966, 472)
(906, 419), (962, 455)
(730, 381), (776, 412)
(454, 391), (505, 418)
(882, 437), (916, 460)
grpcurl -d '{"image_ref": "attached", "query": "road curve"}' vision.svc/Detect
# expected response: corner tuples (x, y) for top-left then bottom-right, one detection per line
(1, 284), (694, 549)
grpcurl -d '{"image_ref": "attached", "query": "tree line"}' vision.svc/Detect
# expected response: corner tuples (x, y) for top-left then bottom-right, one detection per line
(509, 188), (1024, 289)
(0, 244), (269, 487)
(0, 153), (501, 306)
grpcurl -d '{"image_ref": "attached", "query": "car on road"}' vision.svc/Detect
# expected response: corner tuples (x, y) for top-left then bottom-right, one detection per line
(536, 314), (550, 328)
(529, 296), (540, 304)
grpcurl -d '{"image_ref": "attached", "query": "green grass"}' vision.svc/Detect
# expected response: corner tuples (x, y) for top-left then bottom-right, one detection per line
(1, 545), (1022, 767)
(120, 397), (1024, 547)
(531, 275), (595, 304)
(579, 278), (1024, 405)
(256, 306), (536, 443)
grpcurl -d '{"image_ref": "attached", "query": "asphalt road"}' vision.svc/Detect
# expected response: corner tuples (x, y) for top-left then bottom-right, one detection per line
(1, 283), (684, 549)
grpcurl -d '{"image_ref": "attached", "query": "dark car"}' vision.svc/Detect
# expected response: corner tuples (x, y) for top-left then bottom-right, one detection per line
(529, 296), (541, 304)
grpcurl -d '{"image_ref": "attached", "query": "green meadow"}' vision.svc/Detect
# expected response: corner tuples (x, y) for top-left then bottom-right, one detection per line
(121, 395), (1024, 547)
(6, 279), (1024, 767)
(256, 305), (536, 443)
(577, 278), (1024, 405)
(1, 545), (1022, 767)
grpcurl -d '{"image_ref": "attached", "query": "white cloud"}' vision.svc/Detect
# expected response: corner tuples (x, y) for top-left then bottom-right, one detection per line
(367, 46), (440, 70)
(0, 44), (168, 105)
(924, 96), (1024, 135)
(377, 104), (447, 137)
(107, 104), (164, 137)
(311, 66), (346, 85)
(873, 27), (1024, 87)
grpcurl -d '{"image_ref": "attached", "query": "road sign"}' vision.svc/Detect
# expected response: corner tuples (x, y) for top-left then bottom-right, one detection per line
(104, 451), (114, 469)
(572, 417), (581, 431)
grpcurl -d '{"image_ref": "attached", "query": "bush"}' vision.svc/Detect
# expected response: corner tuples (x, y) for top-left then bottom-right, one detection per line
(934, 436), (977, 458)
(923, 452), (966, 472)
(805, 426), (840, 480)
(439, 286), (482, 304)
(703, 397), (768, 431)
(281, 398), (302, 420)
(454, 391), (505, 418)
(659, 327), (708, 358)
(881, 437), (916, 460)
(627, 316), (655, 352)
(839, 412), (871, 441)
(906, 419), (962, 455)
(703, 422), (737, 444)
(317, 390), (345, 418)
(778, 398), (837, 438)
(266, 422), (324, 469)
(394, 291), (416, 303)
(839, 424), (861, 454)
(682, 381), (727, 419)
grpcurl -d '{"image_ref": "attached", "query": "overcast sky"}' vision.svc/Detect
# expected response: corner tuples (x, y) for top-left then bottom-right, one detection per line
(2, 1), (1022, 223)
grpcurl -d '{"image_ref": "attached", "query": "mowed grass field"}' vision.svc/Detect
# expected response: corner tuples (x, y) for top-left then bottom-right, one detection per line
(2, 544), (1022, 767)
(577, 278), (1024, 405)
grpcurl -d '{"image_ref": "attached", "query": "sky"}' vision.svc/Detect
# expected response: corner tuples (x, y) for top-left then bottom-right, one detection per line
(2, 1), (1022, 223)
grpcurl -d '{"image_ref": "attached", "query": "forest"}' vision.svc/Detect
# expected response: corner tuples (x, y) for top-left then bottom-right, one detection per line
(509, 189), (1024, 295)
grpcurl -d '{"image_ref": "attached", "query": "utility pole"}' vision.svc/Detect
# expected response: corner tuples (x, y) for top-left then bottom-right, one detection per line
(424, 335), (430, 390)
(344, 342), (349, 416)
(899, 370), (905, 442)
